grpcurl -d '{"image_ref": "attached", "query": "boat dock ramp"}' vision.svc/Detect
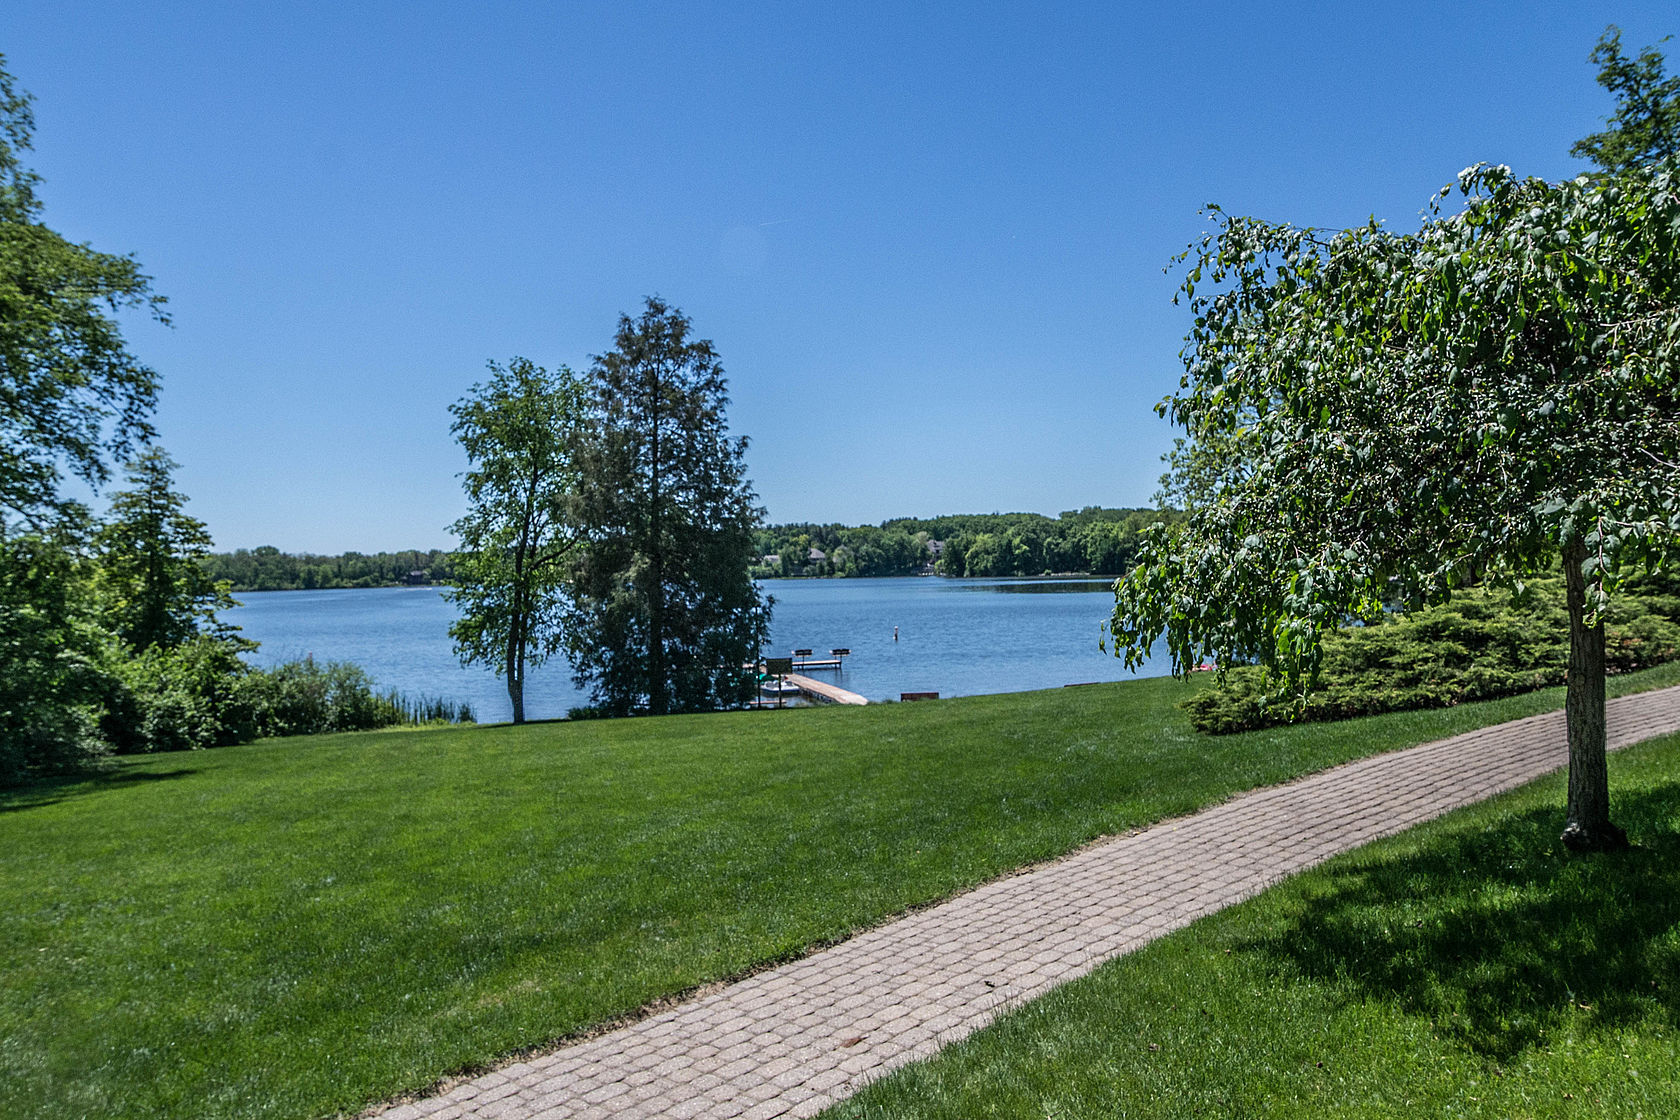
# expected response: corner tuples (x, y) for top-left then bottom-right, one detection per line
(751, 649), (868, 708)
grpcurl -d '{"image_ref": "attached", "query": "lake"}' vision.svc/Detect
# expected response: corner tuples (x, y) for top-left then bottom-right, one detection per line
(224, 577), (1170, 723)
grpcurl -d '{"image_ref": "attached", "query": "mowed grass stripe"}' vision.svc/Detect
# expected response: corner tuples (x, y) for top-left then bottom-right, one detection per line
(3, 662), (1677, 1120)
(829, 729), (1680, 1120)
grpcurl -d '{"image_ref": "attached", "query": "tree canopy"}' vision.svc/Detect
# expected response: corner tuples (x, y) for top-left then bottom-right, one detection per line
(0, 54), (167, 528)
(1572, 27), (1680, 174)
(1111, 33), (1680, 849)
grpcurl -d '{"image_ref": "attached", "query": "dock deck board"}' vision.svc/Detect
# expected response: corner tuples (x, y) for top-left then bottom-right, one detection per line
(783, 672), (868, 706)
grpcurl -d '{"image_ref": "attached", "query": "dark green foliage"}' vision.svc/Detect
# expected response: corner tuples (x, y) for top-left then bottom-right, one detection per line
(446, 358), (584, 725)
(231, 659), (406, 737)
(1572, 27), (1680, 173)
(100, 635), (256, 753)
(101, 650), (473, 754)
(1186, 578), (1680, 734)
(201, 546), (456, 591)
(95, 448), (237, 651)
(1112, 41), (1680, 843)
(0, 532), (110, 783)
(565, 297), (771, 716)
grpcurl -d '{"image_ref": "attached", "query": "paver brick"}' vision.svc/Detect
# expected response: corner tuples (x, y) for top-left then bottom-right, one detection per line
(364, 687), (1680, 1120)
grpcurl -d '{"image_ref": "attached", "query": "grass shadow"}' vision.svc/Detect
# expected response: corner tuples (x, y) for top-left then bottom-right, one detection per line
(1245, 784), (1680, 1061)
(0, 766), (199, 813)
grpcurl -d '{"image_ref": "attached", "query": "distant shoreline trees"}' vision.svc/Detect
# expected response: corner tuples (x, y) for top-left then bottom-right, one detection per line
(199, 505), (1184, 592)
(200, 547), (457, 591)
(755, 507), (1181, 580)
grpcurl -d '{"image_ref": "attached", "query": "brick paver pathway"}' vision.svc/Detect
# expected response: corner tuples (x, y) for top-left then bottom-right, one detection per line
(375, 685), (1680, 1120)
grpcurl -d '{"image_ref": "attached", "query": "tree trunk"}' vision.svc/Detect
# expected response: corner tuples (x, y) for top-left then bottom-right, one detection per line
(507, 536), (528, 726)
(1560, 537), (1628, 852)
(647, 367), (666, 716)
(506, 614), (525, 725)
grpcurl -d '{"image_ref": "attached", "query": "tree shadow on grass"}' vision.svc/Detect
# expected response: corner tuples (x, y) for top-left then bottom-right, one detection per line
(1244, 785), (1680, 1061)
(0, 767), (198, 814)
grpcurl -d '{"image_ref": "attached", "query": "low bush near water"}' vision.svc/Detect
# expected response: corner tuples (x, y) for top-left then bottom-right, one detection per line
(104, 650), (473, 754)
(1185, 574), (1680, 734)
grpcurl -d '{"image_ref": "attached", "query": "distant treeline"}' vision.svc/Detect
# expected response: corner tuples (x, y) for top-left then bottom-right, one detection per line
(207, 507), (1182, 591)
(204, 547), (456, 592)
(754, 507), (1181, 579)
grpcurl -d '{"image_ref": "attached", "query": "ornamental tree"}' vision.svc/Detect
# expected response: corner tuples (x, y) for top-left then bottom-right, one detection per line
(1110, 160), (1680, 851)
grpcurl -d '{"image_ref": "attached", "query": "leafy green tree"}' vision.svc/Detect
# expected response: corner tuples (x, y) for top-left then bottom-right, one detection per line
(1111, 154), (1680, 850)
(0, 529), (109, 783)
(0, 55), (167, 529)
(0, 55), (169, 782)
(1572, 27), (1680, 173)
(446, 358), (585, 725)
(95, 448), (234, 651)
(565, 297), (771, 716)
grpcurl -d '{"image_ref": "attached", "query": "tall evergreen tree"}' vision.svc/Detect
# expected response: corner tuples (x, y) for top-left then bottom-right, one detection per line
(565, 298), (771, 716)
(95, 448), (233, 652)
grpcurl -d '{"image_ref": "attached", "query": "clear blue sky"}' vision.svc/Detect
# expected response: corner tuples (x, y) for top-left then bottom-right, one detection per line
(4, 2), (1673, 551)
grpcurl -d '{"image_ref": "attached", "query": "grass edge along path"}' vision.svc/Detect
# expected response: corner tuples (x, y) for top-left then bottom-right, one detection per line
(368, 683), (1680, 1119)
(1, 664), (1677, 1120)
(832, 731), (1680, 1120)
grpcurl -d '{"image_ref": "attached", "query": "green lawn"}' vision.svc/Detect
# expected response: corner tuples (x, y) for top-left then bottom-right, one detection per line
(830, 731), (1680, 1120)
(3, 663), (1677, 1120)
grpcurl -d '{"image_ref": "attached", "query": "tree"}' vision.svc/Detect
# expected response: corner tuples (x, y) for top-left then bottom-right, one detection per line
(95, 448), (234, 651)
(446, 358), (585, 725)
(0, 54), (168, 782)
(0, 54), (167, 529)
(565, 297), (771, 716)
(1571, 27), (1680, 173)
(0, 528), (110, 783)
(1111, 159), (1679, 851)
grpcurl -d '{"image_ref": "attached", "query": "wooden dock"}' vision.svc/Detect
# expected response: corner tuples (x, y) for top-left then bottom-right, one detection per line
(784, 672), (868, 706)
(791, 657), (843, 671)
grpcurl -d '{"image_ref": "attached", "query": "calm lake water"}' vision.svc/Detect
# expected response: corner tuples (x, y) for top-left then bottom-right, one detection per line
(224, 577), (1169, 723)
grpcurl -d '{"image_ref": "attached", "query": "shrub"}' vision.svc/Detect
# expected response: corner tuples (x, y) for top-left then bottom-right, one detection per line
(0, 535), (113, 784)
(1185, 575), (1680, 734)
(102, 636), (257, 753)
(101, 650), (475, 754)
(234, 659), (404, 737)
